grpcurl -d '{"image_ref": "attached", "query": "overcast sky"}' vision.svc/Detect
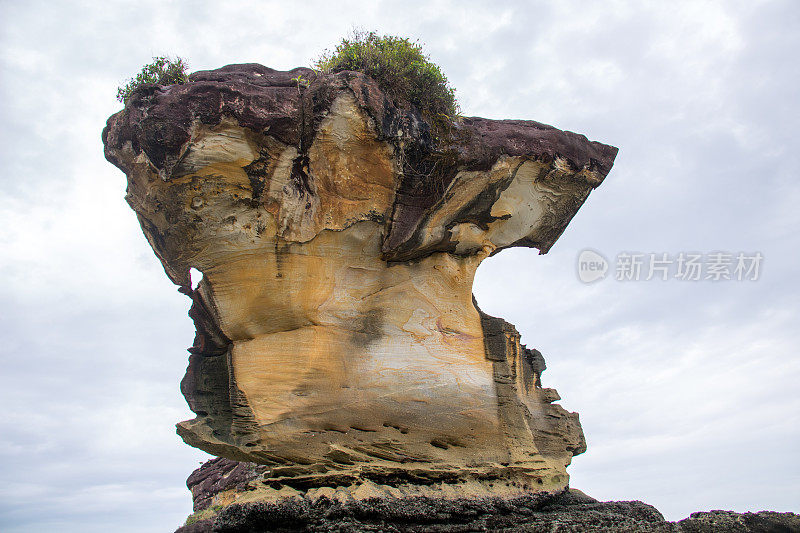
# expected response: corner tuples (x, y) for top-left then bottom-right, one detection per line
(1, 1), (798, 531)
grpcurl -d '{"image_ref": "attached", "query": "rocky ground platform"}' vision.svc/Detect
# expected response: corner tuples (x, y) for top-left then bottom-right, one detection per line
(176, 488), (799, 532)
(175, 459), (798, 533)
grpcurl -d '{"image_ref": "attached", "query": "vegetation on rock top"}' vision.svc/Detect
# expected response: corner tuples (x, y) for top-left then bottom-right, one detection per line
(116, 34), (460, 144)
(314, 31), (460, 142)
(116, 56), (189, 103)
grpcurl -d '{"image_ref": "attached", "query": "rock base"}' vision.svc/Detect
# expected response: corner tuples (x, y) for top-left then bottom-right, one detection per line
(176, 458), (799, 532)
(177, 490), (650, 532)
(177, 488), (800, 532)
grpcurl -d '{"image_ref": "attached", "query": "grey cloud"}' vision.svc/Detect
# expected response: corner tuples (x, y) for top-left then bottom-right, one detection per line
(1, 0), (798, 530)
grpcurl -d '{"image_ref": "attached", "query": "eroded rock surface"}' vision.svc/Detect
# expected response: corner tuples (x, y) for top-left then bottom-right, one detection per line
(177, 464), (800, 533)
(178, 486), (674, 533)
(103, 64), (617, 499)
(177, 461), (800, 532)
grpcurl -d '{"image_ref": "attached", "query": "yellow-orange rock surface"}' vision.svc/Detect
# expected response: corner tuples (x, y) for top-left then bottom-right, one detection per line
(103, 64), (617, 497)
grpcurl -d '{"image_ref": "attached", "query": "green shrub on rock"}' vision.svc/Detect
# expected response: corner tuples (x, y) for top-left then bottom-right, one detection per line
(116, 56), (188, 103)
(315, 31), (459, 141)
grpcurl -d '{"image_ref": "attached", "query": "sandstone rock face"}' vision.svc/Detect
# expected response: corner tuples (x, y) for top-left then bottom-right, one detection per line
(103, 64), (617, 498)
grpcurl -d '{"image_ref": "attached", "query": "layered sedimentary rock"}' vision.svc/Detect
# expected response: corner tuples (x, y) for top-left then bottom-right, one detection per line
(177, 461), (800, 533)
(103, 64), (617, 499)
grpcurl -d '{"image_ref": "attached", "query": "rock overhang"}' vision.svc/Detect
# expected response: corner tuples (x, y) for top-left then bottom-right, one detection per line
(104, 63), (617, 273)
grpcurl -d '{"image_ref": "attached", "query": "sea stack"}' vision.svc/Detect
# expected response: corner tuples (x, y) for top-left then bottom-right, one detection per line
(103, 63), (618, 528)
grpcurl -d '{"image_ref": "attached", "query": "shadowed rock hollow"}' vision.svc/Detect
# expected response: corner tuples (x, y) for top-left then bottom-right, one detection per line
(104, 63), (621, 521)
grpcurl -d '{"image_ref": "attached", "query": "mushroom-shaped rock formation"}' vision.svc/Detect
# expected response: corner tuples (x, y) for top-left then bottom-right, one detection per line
(103, 64), (617, 500)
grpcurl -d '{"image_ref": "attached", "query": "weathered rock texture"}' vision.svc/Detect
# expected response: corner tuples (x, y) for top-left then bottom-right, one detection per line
(176, 460), (800, 532)
(103, 64), (617, 499)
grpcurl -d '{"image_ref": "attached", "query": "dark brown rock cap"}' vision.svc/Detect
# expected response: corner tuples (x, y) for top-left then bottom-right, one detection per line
(104, 63), (616, 180)
(103, 63), (618, 259)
